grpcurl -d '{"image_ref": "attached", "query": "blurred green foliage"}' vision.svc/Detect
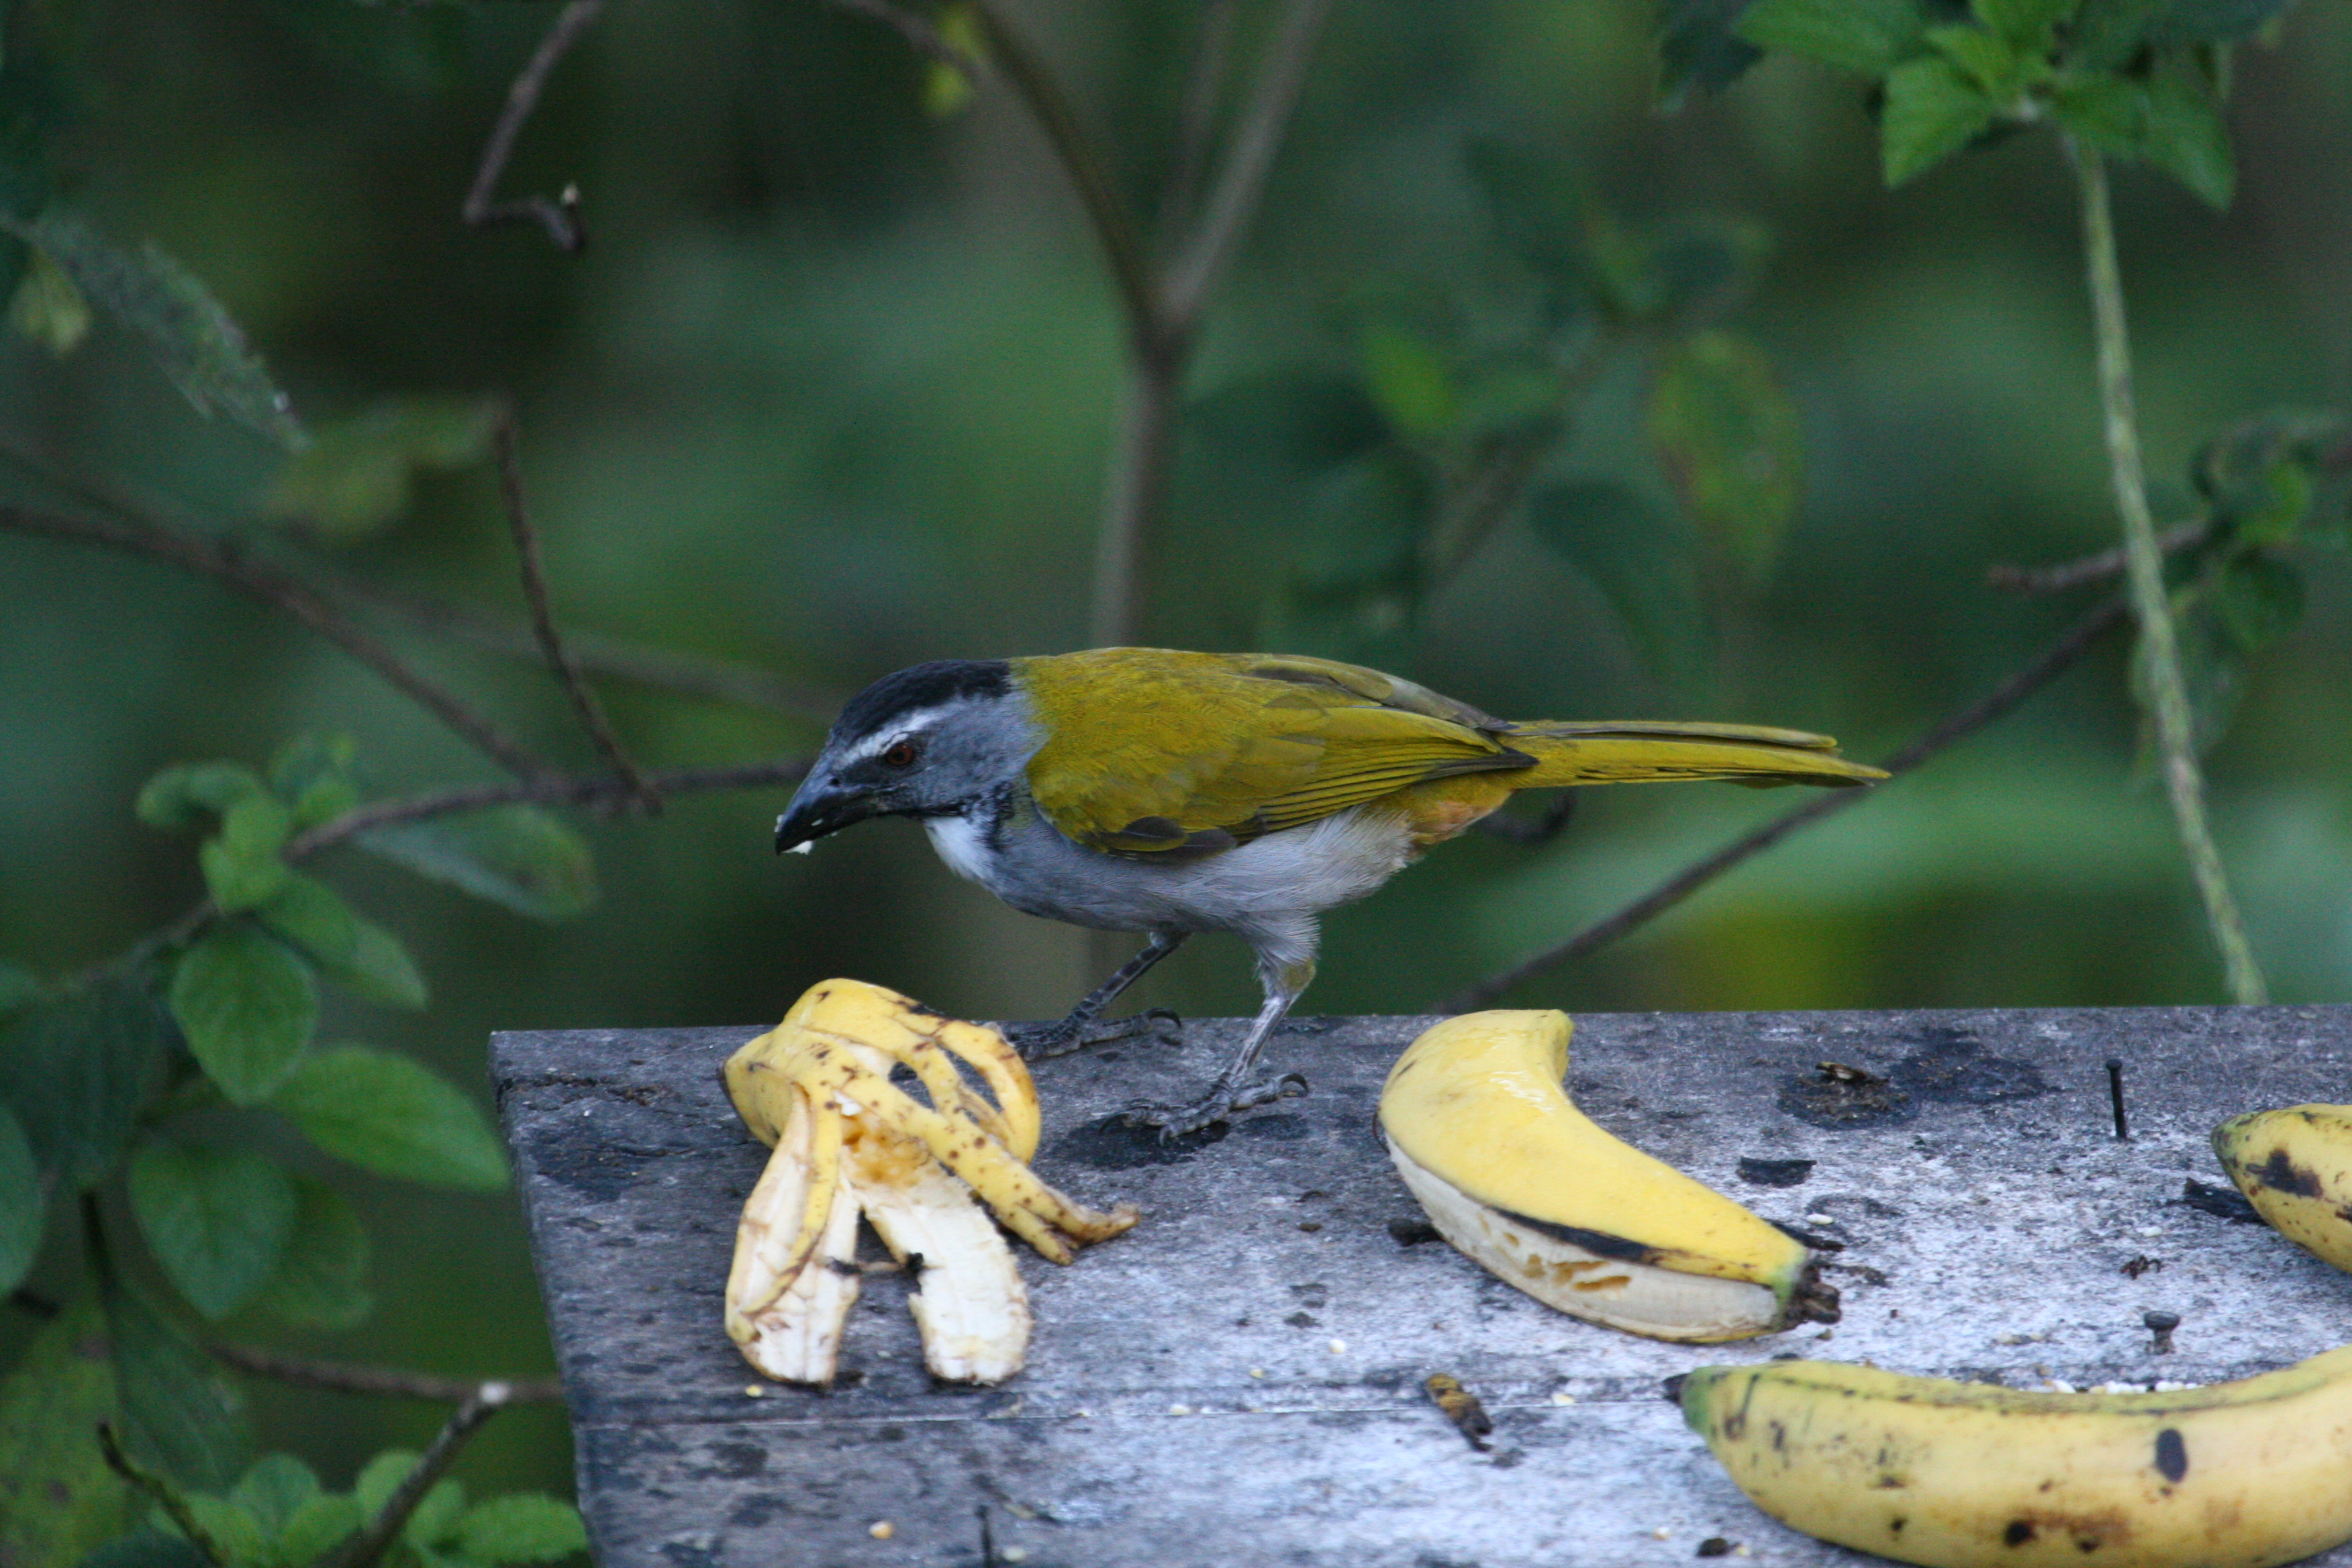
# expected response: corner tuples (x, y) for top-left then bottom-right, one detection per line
(1, 0), (2349, 1555)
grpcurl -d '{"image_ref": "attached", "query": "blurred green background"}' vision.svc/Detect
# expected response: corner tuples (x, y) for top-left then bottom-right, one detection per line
(4, 0), (2349, 1521)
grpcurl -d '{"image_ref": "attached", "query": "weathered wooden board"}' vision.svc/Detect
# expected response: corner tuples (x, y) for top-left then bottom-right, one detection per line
(492, 1005), (2352, 1567)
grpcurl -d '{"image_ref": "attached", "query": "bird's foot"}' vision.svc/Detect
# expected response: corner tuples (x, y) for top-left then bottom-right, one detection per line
(1121, 1071), (1309, 1138)
(1003, 1008), (1183, 1062)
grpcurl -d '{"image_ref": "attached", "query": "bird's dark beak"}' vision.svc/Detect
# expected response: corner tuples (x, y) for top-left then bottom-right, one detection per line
(773, 777), (881, 855)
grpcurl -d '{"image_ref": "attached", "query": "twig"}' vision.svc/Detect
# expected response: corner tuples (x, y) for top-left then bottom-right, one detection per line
(1988, 518), (2210, 595)
(207, 1341), (562, 1405)
(462, 0), (607, 253)
(309, 1386), (510, 1568)
(491, 416), (662, 812)
(1157, 0), (1240, 246)
(1, 504), (548, 782)
(1442, 596), (2130, 1012)
(2069, 142), (2265, 1004)
(98, 1424), (226, 1565)
(823, 0), (973, 68)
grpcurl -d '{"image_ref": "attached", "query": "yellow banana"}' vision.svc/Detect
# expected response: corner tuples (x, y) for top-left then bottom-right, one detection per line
(1378, 1010), (1836, 1342)
(1681, 1349), (2352, 1568)
(2213, 1104), (2352, 1274)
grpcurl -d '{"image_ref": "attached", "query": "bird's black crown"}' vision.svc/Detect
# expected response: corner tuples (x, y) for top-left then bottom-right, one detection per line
(830, 658), (1013, 742)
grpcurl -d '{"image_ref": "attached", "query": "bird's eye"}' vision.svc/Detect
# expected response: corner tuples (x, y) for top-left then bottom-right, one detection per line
(880, 738), (920, 768)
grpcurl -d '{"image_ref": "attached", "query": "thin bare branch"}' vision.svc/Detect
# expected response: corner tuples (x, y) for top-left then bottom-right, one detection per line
(99, 1424), (227, 1564)
(824, 0), (973, 68)
(491, 416), (662, 811)
(1442, 596), (2131, 1012)
(1988, 518), (2210, 595)
(463, 0), (607, 253)
(208, 1341), (562, 1405)
(1, 504), (548, 782)
(1157, 0), (1240, 246)
(309, 1386), (510, 1568)
(1159, 0), (1330, 332)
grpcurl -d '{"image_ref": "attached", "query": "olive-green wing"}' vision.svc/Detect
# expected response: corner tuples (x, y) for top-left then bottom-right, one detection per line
(1017, 649), (1530, 858)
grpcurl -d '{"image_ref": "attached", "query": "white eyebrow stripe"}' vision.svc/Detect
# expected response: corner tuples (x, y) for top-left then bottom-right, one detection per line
(834, 705), (956, 765)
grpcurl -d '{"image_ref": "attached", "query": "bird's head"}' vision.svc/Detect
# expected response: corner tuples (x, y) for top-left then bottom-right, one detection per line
(774, 658), (1034, 854)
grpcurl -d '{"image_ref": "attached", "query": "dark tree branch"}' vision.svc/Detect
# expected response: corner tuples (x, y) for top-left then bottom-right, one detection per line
(491, 416), (662, 812)
(309, 1386), (510, 1568)
(207, 1341), (562, 1405)
(1988, 518), (2210, 595)
(462, 0), (607, 253)
(1442, 597), (2131, 1012)
(1, 504), (548, 782)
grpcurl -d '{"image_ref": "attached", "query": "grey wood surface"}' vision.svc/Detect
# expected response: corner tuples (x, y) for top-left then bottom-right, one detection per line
(491, 1005), (2352, 1568)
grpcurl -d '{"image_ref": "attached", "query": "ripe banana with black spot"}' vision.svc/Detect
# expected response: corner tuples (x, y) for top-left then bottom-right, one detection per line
(1681, 1349), (2352, 1568)
(2214, 1104), (2352, 1274)
(1378, 1010), (1836, 1342)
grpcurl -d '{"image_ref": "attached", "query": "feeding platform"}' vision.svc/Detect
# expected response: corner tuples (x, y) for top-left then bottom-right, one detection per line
(491, 1004), (2352, 1567)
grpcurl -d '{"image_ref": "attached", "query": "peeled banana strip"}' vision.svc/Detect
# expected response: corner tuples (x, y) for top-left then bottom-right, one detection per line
(722, 1083), (845, 1323)
(1682, 1347), (2352, 1568)
(1379, 1010), (1834, 1342)
(2213, 1103), (2352, 1274)
(730, 1112), (865, 1384)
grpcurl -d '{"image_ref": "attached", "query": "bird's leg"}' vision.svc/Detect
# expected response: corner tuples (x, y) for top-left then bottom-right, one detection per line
(1122, 953), (1314, 1136)
(1473, 791), (1577, 846)
(1002, 931), (1188, 1061)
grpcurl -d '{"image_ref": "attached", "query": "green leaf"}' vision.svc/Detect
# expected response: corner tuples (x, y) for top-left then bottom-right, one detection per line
(1645, 214), (1774, 325)
(246, 1175), (372, 1332)
(452, 1496), (588, 1565)
(0, 1302), (134, 1568)
(197, 795), (293, 915)
(8, 244), (89, 354)
(1645, 330), (1805, 586)
(127, 1143), (299, 1322)
(2048, 77), (2145, 156)
(2, 214), (301, 448)
(258, 396), (504, 544)
(1879, 54), (2000, 185)
(1357, 322), (1459, 441)
(268, 1046), (508, 1191)
(920, 3), (985, 116)
(356, 807), (597, 922)
(2066, 0), (2167, 68)
(273, 1494), (362, 1565)
(2192, 407), (2352, 545)
(73, 1528), (208, 1568)
(256, 876), (428, 1011)
(0, 978), (169, 1191)
(167, 926), (315, 1106)
(1463, 140), (1591, 311)
(1971, 0), (2075, 43)
(2139, 51), (2234, 207)
(0, 1102), (45, 1295)
(402, 1479), (467, 1553)
(1925, 24), (2021, 92)
(1261, 448), (1431, 667)
(1734, 0), (1926, 75)
(1523, 479), (1706, 682)
(174, 1496), (268, 1567)
(1187, 373), (1389, 478)
(101, 1280), (249, 1491)
(135, 764), (266, 832)
(228, 1453), (320, 1537)
(353, 1451), (422, 1520)
(2210, 553), (2304, 651)
(1657, 0), (1767, 101)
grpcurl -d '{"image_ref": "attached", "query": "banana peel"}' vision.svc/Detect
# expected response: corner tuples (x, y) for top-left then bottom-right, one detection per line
(724, 979), (1138, 1386)
(2213, 1104), (2352, 1275)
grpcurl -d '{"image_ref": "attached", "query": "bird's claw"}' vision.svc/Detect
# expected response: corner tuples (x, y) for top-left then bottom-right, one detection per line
(1121, 1071), (1309, 1138)
(1003, 1009), (1183, 1061)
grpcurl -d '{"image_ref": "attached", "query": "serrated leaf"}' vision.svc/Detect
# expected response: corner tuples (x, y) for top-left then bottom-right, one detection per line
(258, 397), (504, 544)
(102, 1280), (249, 1491)
(198, 795), (293, 915)
(268, 1046), (507, 1191)
(1925, 24), (2021, 91)
(1358, 322), (1459, 440)
(135, 764), (266, 832)
(73, 1528), (209, 1568)
(248, 1175), (372, 1332)
(354, 1451), (422, 1521)
(228, 1453), (320, 1537)
(0, 978), (169, 1191)
(2048, 77), (2145, 156)
(1880, 54), (2000, 185)
(1523, 479), (1706, 682)
(3, 214), (301, 448)
(2139, 52), (2234, 207)
(2210, 552), (2304, 651)
(9, 244), (89, 354)
(452, 1496), (588, 1565)
(256, 876), (428, 1011)
(0, 1302), (134, 1568)
(275, 1493), (362, 1565)
(167, 925), (316, 1106)
(1645, 330), (1804, 586)
(1734, 0), (1926, 75)
(1971, 0), (2075, 42)
(128, 1143), (299, 1322)
(355, 807), (597, 922)
(1657, 0), (1767, 101)
(0, 1103), (44, 1295)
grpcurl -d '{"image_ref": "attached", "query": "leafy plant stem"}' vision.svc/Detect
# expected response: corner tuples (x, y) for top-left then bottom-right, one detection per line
(2069, 139), (2266, 1005)
(97, 1423), (225, 1565)
(307, 1384), (511, 1568)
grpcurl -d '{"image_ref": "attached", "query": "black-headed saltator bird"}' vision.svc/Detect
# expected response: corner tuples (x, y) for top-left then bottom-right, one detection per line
(773, 648), (1885, 1134)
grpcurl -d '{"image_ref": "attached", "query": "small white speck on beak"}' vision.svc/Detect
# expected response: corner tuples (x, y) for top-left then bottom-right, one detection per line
(787, 840), (814, 856)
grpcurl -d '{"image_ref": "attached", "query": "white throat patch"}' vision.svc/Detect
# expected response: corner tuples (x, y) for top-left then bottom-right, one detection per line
(922, 813), (996, 887)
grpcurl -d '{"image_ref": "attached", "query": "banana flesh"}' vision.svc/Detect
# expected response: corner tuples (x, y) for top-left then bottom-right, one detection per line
(2214, 1104), (2352, 1274)
(1378, 1010), (1836, 1342)
(723, 979), (1136, 1385)
(1682, 1349), (2352, 1568)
